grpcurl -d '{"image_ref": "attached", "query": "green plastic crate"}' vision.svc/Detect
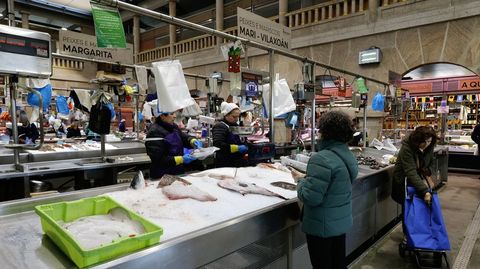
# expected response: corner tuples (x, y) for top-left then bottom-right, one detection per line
(35, 196), (163, 268)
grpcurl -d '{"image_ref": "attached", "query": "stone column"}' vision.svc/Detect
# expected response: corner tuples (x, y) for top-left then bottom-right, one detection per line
(368, 0), (380, 22)
(20, 11), (30, 29)
(133, 15), (140, 63)
(279, 0), (288, 26)
(216, 0), (224, 31)
(169, 0), (176, 57)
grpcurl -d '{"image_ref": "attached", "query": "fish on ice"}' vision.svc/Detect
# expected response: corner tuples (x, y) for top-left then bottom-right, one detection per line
(162, 181), (217, 202)
(257, 163), (291, 173)
(157, 174), (191, 188)
(270, 181), (297, 191)
(188, 171), (234, 180)
(130, 171), (146, 190)
(217, 179), (286, 199)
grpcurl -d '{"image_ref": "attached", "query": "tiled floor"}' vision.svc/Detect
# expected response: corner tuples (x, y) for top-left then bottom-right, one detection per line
(350, 173), (480, 269)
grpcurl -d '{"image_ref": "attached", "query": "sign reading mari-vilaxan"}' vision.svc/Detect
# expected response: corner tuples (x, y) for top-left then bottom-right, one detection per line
(59, 30), (133, 64)
(237, 7), (291, 51)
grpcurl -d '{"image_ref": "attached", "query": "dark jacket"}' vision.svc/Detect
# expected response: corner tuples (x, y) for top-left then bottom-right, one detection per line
(66, 127), (81, 138)
(472, 124), (480, 145)
(297, 139), (358, 238)
(145, 118), (195, 179)
(212, 119), (247, 168)
(10, 123), (39, 143)
(391, 135), (434, 204)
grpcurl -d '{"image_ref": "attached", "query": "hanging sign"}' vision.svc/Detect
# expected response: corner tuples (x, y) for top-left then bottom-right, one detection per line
(59, 30), (133, 64)
(237, 7), (291, 51)
(91, 3), (127, 48)
(459, 79), (480, 90)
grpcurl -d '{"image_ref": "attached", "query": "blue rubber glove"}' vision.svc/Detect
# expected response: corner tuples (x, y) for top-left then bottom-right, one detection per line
(193, 140), (203, 149)
(238, 145), (248, 154)
(183, 148), (193, 155)
(183, 154), (197, 164)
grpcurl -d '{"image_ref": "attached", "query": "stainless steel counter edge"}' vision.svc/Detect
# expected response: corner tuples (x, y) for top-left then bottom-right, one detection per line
(0, 184), (130, 216)
(0, 154), (151, 179)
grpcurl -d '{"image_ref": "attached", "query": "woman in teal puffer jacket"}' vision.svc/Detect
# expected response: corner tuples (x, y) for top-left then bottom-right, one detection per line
(292, 111), (358, 269)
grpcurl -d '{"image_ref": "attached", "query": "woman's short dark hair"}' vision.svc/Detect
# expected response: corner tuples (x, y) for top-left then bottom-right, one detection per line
(409, 126), (437, 150)
(318, 111), (354, 143)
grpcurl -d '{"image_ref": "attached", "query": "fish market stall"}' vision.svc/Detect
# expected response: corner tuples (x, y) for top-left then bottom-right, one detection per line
(0, 151), (400, 269)
(0, 141), (150, 201)
(445, 133), (479, 172)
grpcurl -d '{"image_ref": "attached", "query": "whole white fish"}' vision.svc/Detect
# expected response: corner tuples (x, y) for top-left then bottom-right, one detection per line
(217, 179), (286, 199)
(162, 181), (217, 202)
(157, 174), (191, 188)
(130, 171), (146, 190)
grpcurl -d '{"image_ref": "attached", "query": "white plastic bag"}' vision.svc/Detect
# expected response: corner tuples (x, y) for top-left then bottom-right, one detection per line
(383, 138), (398, 152)
(152, 60), (195, 113)
(230, 72), (241, 96)
(262, 75), (296, 117)
(134, 65), (148, 95)
(182, 102), (203, 117)
(191, 147), (219, 160)
(370, 138), (383, 150)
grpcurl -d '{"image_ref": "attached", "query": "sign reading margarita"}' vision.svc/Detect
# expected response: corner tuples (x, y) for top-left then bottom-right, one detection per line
(59, 30), (133, 64)
(237, 7), (291, 51)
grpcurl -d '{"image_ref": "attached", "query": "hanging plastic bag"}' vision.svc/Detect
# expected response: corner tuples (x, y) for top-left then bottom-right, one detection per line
(151, 60), (195, 113)
(30, 107), (40, 123)
(27, 83), (52, 112)
(182, 102), (203, 117)
(229, 72), (241, 96)
(355, 77), (369, 94)
(89, 102), (112, 135)
(67, 97), (75, 110)
(372, 92), (385, 111)
(56, 96), (70, 115)
(262, 75), (296, 117)
(105, 102), (116, 121)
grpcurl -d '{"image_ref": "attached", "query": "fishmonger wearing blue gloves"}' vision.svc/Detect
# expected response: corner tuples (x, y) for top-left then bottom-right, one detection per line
(145, 110), (202, 180)
(212, 102), (248, 168)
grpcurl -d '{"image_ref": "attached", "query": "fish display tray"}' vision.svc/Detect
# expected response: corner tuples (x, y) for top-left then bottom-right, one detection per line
(35, 196), (163, 268)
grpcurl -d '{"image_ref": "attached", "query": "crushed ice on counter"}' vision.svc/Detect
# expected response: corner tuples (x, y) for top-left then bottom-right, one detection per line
(59, 207), (145, 250)
(106, 165), (297, 241)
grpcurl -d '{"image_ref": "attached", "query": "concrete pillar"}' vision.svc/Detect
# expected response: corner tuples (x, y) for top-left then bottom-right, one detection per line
(279, 0), (288, 26)
(7, 0), (15, 27)
(20, 11), (29, 29)
(216, 0), (224, 31)
(368, 0), (379, 22)
(133, 15), (140, 63)
(169, 0), (176, 57)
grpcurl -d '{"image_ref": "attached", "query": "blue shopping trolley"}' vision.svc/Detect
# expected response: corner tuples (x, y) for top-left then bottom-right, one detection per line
(399, 181), (451, 269)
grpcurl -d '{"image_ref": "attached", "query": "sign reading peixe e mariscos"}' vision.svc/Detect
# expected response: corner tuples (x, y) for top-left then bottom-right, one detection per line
(59, 30), (133, 64)
(237, 7), (291, 51)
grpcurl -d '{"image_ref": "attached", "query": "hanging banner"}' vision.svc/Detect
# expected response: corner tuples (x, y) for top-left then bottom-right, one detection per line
(59, 30), (133, 64)
(91, 3), (127, 48)
(237, 7), (291, 51)
(459, 78), (480, 90)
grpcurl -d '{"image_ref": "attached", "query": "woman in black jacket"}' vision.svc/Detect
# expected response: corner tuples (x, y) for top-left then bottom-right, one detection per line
(212, 102), (248, 168)
(8, 110), (39, 144)
(145, 111), (202, 180)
